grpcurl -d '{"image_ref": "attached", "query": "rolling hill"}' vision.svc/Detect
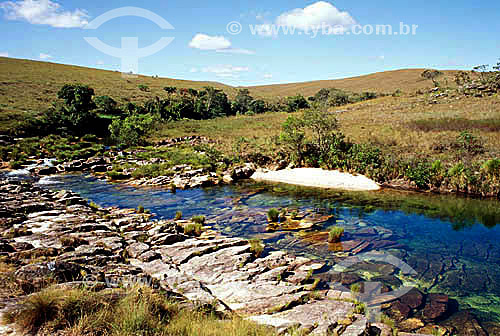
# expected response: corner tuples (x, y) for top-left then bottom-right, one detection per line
(0, 57), (458, 131)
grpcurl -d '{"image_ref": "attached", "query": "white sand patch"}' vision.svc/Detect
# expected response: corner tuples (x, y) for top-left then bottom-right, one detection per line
(251, 168), (380, 191)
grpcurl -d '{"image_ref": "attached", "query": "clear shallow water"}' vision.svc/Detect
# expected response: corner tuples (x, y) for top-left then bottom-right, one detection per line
(38, 174), (500, 324)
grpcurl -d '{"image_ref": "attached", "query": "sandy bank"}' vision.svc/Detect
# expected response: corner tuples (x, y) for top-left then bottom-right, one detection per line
(251, 168), (381, 191)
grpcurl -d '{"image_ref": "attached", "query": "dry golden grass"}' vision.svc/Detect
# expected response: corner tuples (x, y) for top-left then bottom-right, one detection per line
(0, 57), (461, 132)
(3, 285), (275, 336)
(247, 69), (460, 98)
(156, 93), (500, 165)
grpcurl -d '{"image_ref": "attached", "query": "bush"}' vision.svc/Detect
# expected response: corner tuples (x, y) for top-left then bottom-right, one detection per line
(482, 159), (500, 177)
(109, 113), (157, 146)
(286, 95), (309, 112)
(174, 211), (183, 220)
(138, 84), (149, 92)
(184, 223), (203, 236)
(94, 95), (121, 116)
(249, 239), (264, 258)
(328, 226), (344, 243)
(267, 208), (280, 222)
(405, 160), (432, 189)
(191, 215), (206, 225)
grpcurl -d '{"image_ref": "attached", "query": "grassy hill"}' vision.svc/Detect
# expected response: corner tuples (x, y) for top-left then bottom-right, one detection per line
(0, 57), (235, 131)
(0, 57), (458, 132)
(247, 69), (459, 98)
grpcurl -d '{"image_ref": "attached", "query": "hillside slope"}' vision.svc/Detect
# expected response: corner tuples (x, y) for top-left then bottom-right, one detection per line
(247, 69), (459, 98)
(0, 57), (458, 131)
(0, 57), (234, 130)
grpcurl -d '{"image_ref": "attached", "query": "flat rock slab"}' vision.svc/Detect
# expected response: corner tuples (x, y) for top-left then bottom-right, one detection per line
(252, 168), (381, 191)
(249, 299), (356, 335)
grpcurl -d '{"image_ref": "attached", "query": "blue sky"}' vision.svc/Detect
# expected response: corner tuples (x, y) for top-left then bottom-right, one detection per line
(1, 0), (500, 85)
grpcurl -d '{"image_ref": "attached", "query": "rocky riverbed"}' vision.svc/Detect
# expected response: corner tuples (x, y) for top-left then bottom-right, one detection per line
(2, 173), (498, 335)
(0, 177), (405, 336)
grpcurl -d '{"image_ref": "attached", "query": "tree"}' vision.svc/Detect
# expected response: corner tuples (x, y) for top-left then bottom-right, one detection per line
(201, 86), (231, 118)
(421, 69), (443, 86)
(94, 96), (121, 116)
(56, 84), (98, 134)
(248, 99), (267, 114)
(163, 86), (177, 95)
(109, 113), (157, 146)
(286, 95), (309, 112)
(302, 108), (339, 157)
(232, 89), (253, 115)
(279, 116), (306, 165)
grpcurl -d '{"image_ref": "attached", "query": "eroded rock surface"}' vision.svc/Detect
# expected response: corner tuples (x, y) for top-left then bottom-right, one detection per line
(0, 178), (437, 335)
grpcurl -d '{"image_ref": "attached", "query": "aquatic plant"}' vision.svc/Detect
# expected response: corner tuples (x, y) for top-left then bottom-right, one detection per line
(267, 208), (280, 222)
(174, 211), (182, 220)
(88, 202), (99, 211)
(191, 215), (206, 225)
(249, 239), (264, 258)
(184, 223), (202, 237)
(328, 226), (344, 243)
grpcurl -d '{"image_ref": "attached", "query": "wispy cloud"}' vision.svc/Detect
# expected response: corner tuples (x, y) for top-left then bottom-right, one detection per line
(96, 60), (104, 65)
(216, 48), (255, 55)
(0, 0), (89, 28)
(0, 51), (8, 57)
(202, 65), (249, 78)
(263, 74), (273, 79)
(189, 67), (198, 73)
(39, 52), (52, 59)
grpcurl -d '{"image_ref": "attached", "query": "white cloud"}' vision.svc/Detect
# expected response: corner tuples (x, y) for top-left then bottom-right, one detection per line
(189, 33), (255, 55)
(276, 1), (355, 31)
(189, 34), (231, 51)
(202, 65), (249, 78)
(39, 53), (52, 59)
(263, 74), (273, 79)
(96, 60), (104, 65)
(189, 67), (198, 73)
(0, 52), (8, 57)
(216, 48), (255, 55)
(0, 0), (89, 28)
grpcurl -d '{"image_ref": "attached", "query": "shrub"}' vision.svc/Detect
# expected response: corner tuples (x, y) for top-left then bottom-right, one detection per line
(184, 223), (203, 236)
(107, 170), (129, 180)
(191, 215), (206, 225)
(286, 95), (309, 112)
(482, 159), (500, 177)
(249, 238), (264, 258)
(174, 211), (182, 220)
(405, 160), (432, 189)
(94, 95), (121, 116)
(138, 84), (149, 92)
(109, 113), (157, 146)
(137, 205), (145, 214)
(456, 131), (484, 155)
(267, 208), (280, 222)
(328, 226), (344, 243)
